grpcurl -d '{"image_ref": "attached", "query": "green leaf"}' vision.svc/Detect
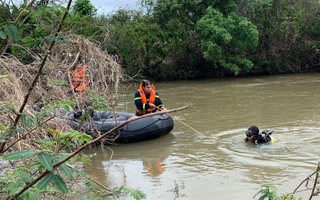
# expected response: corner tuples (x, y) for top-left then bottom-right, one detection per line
(60, 131), (92, 145)
(258, 194), (267, 200)
(19, 190), (39, 200)
(58, 163), (73, 180)
(27, 118), (34, 128)
(26, 190), (39, 200)
(0, 31), (7, 39)
(79, 134), (92, 145)
(63, 139), (72, 149)
(7, 182), (25, 196)
(3, 24), (21, 42)
(84, 179), (92, 187)
(0, 102), (15, 114)
(37, 172), (54, 190)
(3, 150), (36, 160)
(20, 114), (26, 125)
(59, 131), (73, 138)
(36, 139), (54, 145)
(0, 123), (6, 131)
(53, 174), (68, 194)
(20, 114), (35, 128)
(38, 152), (54, 171)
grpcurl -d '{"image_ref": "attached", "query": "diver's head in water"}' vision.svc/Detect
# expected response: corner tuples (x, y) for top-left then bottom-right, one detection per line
(245, 126), (259, 141)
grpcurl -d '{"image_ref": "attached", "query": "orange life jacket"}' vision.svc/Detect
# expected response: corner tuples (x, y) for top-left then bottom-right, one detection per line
(136, 83), (156, 115)
(71, 65), (90, 92)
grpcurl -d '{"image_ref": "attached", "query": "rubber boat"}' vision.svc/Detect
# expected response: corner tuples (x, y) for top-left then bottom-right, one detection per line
(58, 110), (174, 144)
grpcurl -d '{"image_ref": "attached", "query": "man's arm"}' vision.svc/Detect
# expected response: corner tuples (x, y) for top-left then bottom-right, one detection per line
(154, 93), (162, 107)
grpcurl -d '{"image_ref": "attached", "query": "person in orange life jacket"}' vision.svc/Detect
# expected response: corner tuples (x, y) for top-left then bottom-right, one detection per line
(245, 126), (272, 144)
(134, 80), (167, 116)
(71, 65), (93, 119)
(71, 65), (91, 92)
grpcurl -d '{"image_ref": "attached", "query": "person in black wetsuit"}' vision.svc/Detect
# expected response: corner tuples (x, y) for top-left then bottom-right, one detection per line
(244, 126), (274, 144)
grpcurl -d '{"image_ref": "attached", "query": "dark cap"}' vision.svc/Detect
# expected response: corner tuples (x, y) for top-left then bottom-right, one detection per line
(248, 126), (259, 135)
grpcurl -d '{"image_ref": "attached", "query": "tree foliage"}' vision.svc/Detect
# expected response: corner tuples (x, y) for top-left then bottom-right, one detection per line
(114, 0), (319, 79)
(238, 0), (320, 74)
(109, 9), (173, 79)
(1, 0), (320, 79)
(128, 0), (259, 78)
(72, 0), (97, 17)
(197, 7), (258, 75)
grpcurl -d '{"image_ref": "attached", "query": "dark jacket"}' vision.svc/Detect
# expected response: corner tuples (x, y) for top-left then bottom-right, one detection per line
(245, 129), (274, 144)
(245, 134), (272, 144)
(252, 134), (272, 144)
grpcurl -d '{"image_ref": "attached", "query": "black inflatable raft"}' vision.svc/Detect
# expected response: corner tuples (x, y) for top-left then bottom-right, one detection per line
(58, 110), (174, 144)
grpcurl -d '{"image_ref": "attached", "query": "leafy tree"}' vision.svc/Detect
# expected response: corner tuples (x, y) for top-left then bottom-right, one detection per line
(238, 0), (320, 73)
(138, 0), (258, 78)
(72, 0), (97, 17)
(108, 9), (173, 79)
(196, 7), (258, 75)
(0, 2), (69, 62)
(65, 12), (109, 39)
(0, 3), (16, 24)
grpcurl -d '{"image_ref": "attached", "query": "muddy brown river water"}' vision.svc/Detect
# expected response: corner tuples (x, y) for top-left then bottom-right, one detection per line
(85, 73), (320, 200)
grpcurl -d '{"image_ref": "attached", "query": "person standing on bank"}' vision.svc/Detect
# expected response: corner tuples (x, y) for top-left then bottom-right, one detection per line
(134, 80), (167, 116)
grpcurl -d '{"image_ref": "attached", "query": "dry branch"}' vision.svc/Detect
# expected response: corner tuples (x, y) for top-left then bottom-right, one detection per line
(0, 0), (73, 153)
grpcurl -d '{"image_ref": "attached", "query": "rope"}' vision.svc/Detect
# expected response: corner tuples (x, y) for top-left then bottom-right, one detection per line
(170, 114), (206, 137)
(155, 105), (205, 137)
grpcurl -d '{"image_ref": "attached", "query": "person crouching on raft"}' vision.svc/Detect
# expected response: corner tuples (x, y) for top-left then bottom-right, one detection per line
(245, 126), (275, 144)
(134, 80), (167, 116)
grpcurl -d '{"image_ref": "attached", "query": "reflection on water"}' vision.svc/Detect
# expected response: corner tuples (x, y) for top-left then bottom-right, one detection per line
(85, 73), (320, 200)
(85, 133), (174, 186)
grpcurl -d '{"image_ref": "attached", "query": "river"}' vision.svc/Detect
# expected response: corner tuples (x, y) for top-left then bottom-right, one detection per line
(85, 73), (320, 200)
